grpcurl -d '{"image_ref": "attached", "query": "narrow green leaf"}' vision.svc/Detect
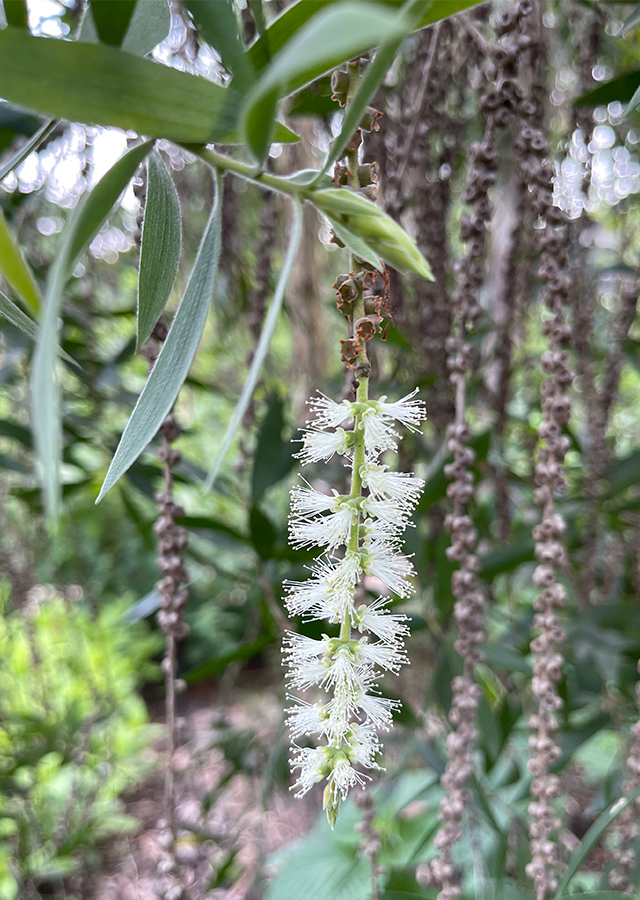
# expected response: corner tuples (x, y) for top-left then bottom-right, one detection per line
(553, 786), (640, 897)
(0, 288), (37, 338)
(0, 418), (32, 448)
(185, 0), (256, 90)
(204, 200), (302, 492)
(3, 0), (28, 28)
(89, 0), (137, 46)
(251, 394), (295, 502)
(0, 118), (56, 184)
(0, 102), (39, 150)
(618, 0), (640, 35)
(243, 2), (407, 164)
(627, 80), (640, 116)
(249, 504), (276, 560)
(479, 539), (535, 578)
(248, 0), (267, 37)
(32, 141), (152, 518)
(0, 289), (77, 365)
(0, 207), (41, 314)
(137, 150), (182, 348)
(31, 213), (77, 519)
(121, 0), (171, 55)
(310, 187), (432, 277)
(0, 28), (241, 144)
(68, 140), (153, 268)
(78, 4), (101, 43)
(575, 69), (640, 108)
(97, 172), (223, 502)
(329, 218), (383, 270)
(247, 0), (483, 72)
(245, 86), (280, 166)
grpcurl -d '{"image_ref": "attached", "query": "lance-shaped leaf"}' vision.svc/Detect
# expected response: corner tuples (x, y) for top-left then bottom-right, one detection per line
(80, 0), (171, 56)
(0, 289), (76, 365)
(204, 199), (302, 492)
(554, 786), (640, 897)
(121, 0), (171, 55)
(69, 141), (153, 266)
(137, 150), (182, 348)
(0, 288), (38, 338)
(3, 0), (28, 27)
(32, 141), (152, 518)
(0, 27), (240, 144)
(247, 0), (484, 72)
(0, 207), (41, 315)
(97, 172), (222, 502)
(309, 187), (433, 278)
(618, 1), (640, 37)
(574, 70), (640, 108)
(185, 0), (256, 90)
(89, 0), (137, 46)
(242, 2), (407, 164)
(0, 118), (56, 184)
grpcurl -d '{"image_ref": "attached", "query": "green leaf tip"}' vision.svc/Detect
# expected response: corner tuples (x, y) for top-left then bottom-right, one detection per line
(309, 188), (433, 279)
(96, 171), (223, 504)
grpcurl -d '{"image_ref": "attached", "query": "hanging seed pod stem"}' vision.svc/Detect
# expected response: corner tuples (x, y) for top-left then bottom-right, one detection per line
(511, 8), (573, 898)
(425, 9), (527, 898)
(140, 322), (190, 900)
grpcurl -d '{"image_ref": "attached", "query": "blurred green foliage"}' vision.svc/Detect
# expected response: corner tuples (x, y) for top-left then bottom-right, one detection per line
(0, 584), (161, 899)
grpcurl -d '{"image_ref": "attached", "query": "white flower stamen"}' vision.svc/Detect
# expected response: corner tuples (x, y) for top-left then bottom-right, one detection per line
(284, 387), (425, 825)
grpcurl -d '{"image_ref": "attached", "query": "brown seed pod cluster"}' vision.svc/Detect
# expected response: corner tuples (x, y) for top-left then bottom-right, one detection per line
(155, 416), (189, 644)
(409, 23), (463, 429)
(509, 9), (574, 899)
(422, 8), (531, 899)
(141, 322), (190, 900)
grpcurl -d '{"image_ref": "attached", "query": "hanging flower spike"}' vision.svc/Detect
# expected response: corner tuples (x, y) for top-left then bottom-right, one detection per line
(284, 389), (426, 826)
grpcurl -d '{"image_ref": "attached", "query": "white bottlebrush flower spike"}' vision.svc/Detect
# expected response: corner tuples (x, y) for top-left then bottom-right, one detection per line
(284, 387), (426, 826)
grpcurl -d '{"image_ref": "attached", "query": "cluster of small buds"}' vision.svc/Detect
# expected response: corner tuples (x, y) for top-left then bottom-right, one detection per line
(333, 266), (391, 360)
(426, 11), (527, 899)
(608, 661), (640, 892)
(155, 414), (190, 642)
(284, 389), (426, 825)
(509, 10), (573, 899)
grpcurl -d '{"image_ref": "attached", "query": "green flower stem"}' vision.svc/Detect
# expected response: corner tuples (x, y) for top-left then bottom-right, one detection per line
(339, 57), (369, 646)
(189, 145), (307, 197)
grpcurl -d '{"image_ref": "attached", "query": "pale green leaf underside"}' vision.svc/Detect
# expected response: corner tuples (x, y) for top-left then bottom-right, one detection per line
(32, 141), (153, 518)
(97, 172), (223, 502)
(137, 150), (182, 348)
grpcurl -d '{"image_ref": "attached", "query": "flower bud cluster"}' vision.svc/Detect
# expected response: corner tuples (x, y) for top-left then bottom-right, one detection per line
(284, 389), (426, 825)
(511, 10), (573, 899)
